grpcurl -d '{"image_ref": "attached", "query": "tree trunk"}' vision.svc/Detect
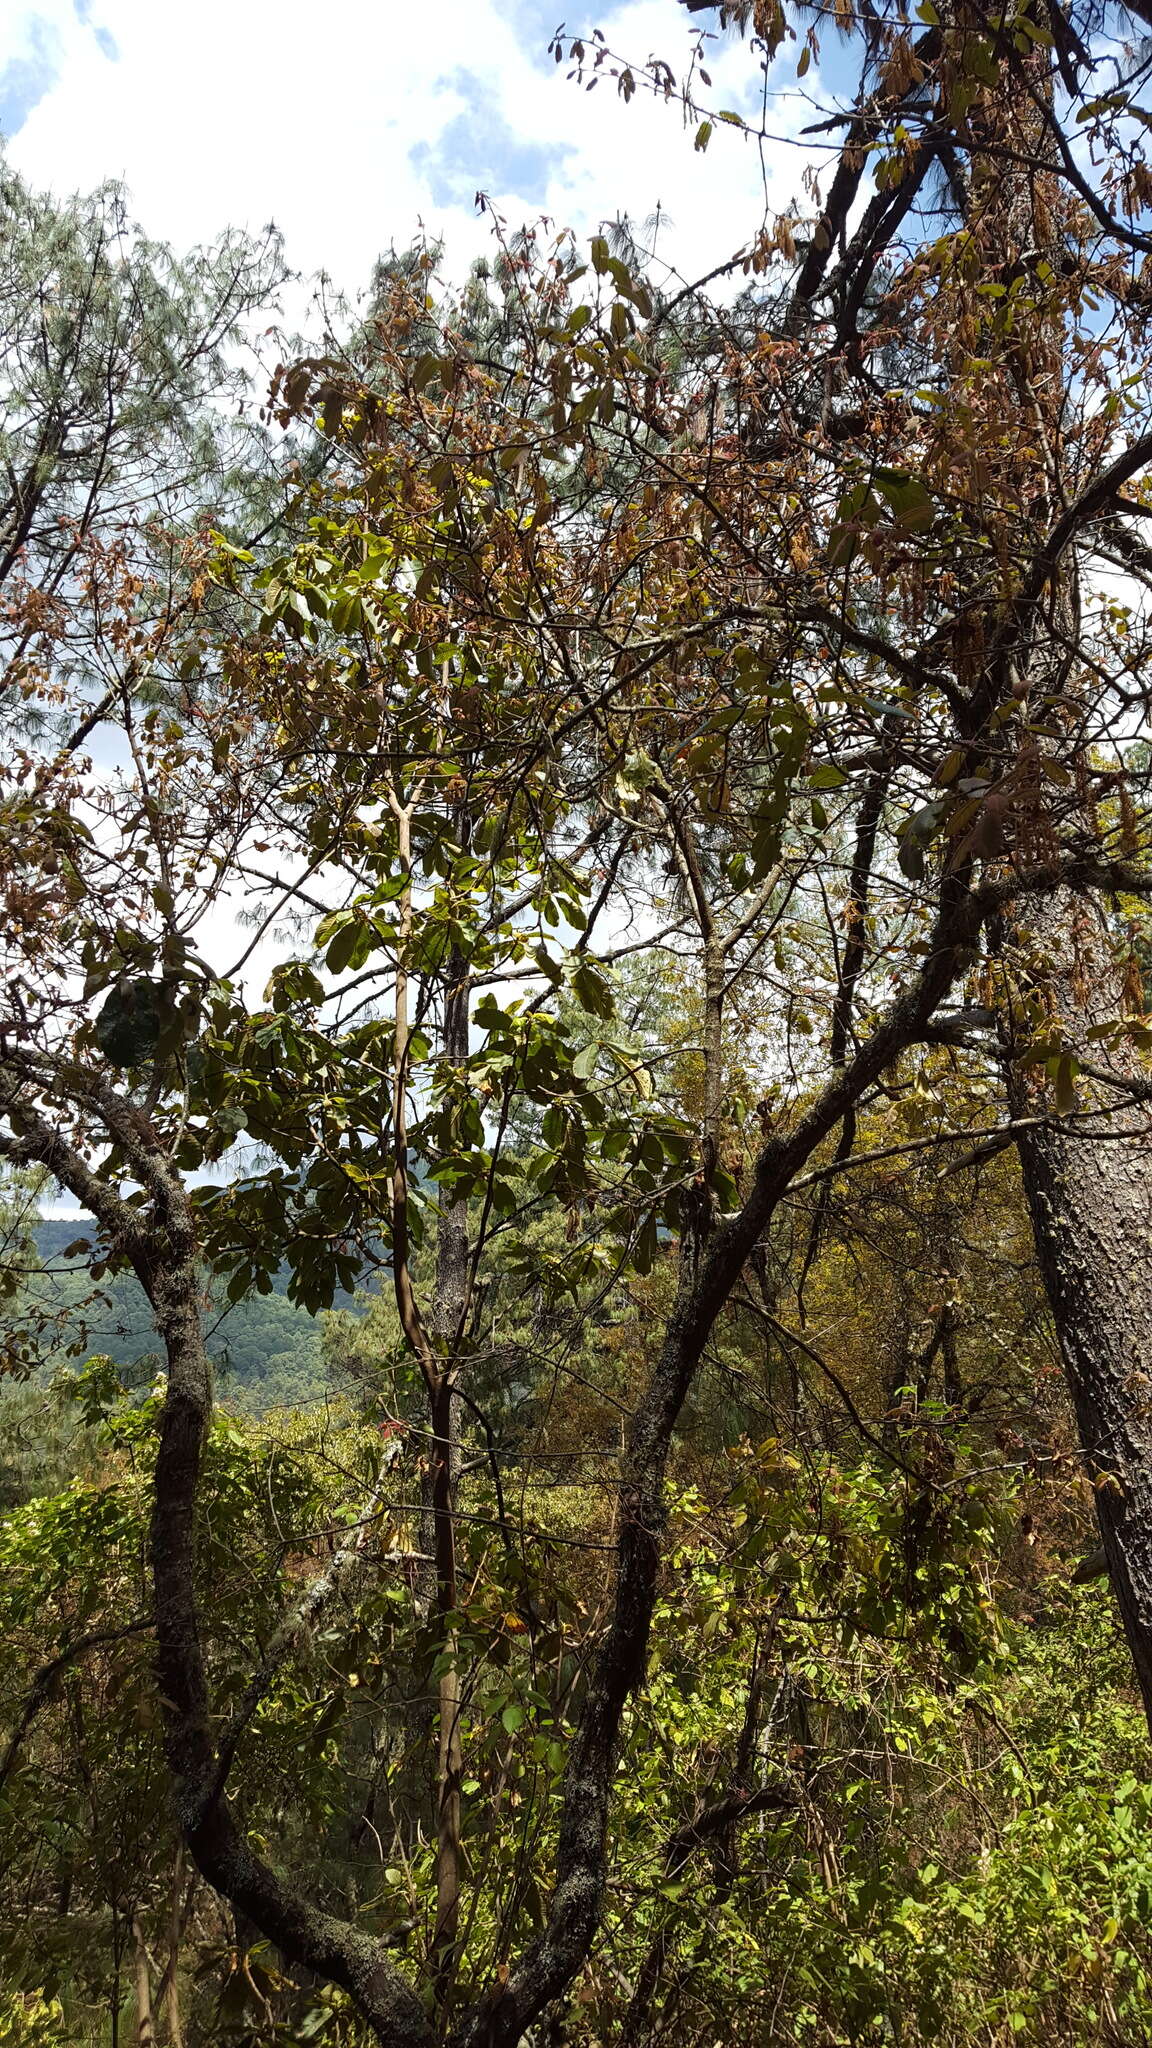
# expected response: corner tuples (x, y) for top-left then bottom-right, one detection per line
(1009, 886), (1152, 1723)
(163, 1844), (186, 2048)
(431, 959), (471, 1990)
(131, 1915), (155, 2048)
(958, 45), (1152, 1733)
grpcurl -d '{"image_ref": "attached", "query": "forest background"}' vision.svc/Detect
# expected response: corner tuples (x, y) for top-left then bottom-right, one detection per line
(4, 2), (1152, 2046)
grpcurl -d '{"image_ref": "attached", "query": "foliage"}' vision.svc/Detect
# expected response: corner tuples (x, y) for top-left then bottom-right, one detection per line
(2, 1), (1152, 2043)
(1, 1378), (1147, 2045)
(3, 1221), (346, 1411)
(0, 1992), (68, 2048)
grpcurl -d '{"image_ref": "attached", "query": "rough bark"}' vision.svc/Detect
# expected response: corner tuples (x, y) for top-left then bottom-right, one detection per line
(163, 1844), (186, 2048)
(383, 778), (471, 1986)
(431, 962), (471, 1988)
(0, 1084), (437, 2048)
(452, 878), (985, 2048)
(1, 865), (986, 2048)
(1009, 887), (1152, 1723)
(131, 1915), (155, 2048)
(961, 39), (1152, 1732)
(147, 1218), (437, 2047)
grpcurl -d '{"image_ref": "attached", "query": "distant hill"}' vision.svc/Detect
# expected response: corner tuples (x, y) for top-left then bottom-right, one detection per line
(33, 1218), (103, 1265)
(13, 1219), (381, 1412)
(33, 1218), (374, 1304)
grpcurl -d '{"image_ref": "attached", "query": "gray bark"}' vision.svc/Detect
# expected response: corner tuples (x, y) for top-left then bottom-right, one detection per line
(1009, 886), (1152, 1723)
(131, 1915), (154, 2048)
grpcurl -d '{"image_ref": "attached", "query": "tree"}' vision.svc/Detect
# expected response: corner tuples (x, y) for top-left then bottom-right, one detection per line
(655, 0), (1152, 1714)
(4, 6), (1152, 2040)
(0, 152), (288, 678)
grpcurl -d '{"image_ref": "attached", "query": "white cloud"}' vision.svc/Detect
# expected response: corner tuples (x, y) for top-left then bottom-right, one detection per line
(1, 0), (830, 1097)
(3, 0), (821, 303)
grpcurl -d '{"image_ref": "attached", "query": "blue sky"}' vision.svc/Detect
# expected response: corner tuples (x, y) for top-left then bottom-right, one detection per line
(0, 0), (825, 299)
(0, 0), (116, 133)
(0, 13), (61, 134)
(2, 0), (834, 1219)
(411, 81), (575, 210)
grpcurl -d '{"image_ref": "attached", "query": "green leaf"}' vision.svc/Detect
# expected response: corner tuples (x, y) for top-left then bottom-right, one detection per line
(875, 470), (935, 532)
(897, 796), (949, 879)
(572, 1040), (599, 1081)
(94, 979), (168, 1069)
(318, 912), (378, 975)
(1054, 1053), (1079, 1115)
(633, 1210), (659, 1274)
(412, 353), (444, 393)
(827, 482), (881, 566)
(569, 960), (616, 1019)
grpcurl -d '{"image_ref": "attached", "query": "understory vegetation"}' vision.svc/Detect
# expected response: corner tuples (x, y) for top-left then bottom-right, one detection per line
(2, 1154), (1148, 2044)
(4, 0), (1152, 2041)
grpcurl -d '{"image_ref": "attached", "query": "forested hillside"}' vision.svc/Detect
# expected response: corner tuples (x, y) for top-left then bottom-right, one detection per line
(8, 1220), (362, 1411)
(3, 0), (1152, 2043)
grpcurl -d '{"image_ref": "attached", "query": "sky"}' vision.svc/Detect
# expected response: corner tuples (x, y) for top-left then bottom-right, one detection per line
(0, 0), (827, 307)
(1, 0), (831, 1215)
